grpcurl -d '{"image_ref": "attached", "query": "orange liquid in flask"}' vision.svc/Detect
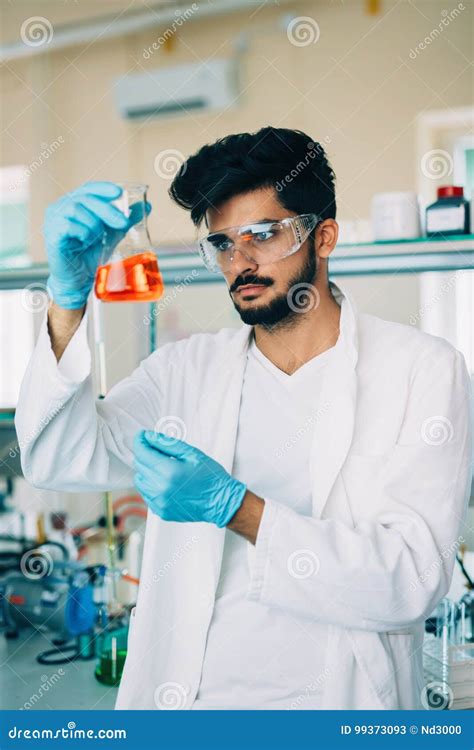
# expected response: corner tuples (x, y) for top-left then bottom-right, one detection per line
(95, 251), (164, 303)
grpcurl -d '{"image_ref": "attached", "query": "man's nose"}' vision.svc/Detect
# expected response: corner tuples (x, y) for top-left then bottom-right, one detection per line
(229, 245), (259, 274)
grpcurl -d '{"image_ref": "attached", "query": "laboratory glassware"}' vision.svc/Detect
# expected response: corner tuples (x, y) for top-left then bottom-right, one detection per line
(94, 182), (164, 302)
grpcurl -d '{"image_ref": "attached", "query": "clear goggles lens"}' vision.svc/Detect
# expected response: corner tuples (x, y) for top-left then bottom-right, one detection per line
(198, 213), (319, 273)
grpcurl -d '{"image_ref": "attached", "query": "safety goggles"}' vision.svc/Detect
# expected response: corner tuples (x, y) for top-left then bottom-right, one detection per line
(198, 213), (319, 273)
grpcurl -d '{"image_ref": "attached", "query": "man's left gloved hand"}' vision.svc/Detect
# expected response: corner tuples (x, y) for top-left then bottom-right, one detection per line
(133, 430), (247, 527)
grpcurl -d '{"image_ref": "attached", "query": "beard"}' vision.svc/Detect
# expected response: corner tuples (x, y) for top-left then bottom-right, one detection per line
(230, 247), (317, 330)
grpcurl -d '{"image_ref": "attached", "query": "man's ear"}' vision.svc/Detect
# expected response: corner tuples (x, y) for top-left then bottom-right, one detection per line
(316, 219), (338, 259)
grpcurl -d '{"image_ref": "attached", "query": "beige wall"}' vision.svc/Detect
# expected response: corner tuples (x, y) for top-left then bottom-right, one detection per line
(1, 0), (472, 254)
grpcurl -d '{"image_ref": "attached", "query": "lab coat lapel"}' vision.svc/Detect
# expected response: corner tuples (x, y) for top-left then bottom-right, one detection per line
(197, 324), (252, 468)
(310, 282), (358, 518)
(194, 324), (253, 574)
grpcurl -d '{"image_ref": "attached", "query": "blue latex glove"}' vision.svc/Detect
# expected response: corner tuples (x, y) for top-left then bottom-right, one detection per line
(44, 181), (151, 309)
(133, 430), (247, 527)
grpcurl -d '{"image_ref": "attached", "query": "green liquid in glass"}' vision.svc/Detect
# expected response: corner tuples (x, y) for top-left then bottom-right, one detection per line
(94, 649), (127, 686)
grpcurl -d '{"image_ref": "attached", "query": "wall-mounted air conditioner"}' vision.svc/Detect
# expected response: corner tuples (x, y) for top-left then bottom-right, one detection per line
(114, 57), (239, 120)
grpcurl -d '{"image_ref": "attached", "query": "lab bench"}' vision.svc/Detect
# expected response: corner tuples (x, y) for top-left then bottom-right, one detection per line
(0, 629), (117, 710)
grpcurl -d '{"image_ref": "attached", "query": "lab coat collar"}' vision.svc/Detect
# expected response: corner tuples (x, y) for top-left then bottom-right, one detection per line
(219, 278), (358, 367)
(215, 281), (357, 369)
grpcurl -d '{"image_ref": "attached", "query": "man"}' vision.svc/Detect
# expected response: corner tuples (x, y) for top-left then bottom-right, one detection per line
(16, 127), (471, 710)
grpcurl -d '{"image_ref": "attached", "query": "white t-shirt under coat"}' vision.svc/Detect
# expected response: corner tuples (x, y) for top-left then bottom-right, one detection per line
(193, 331), (338, 709)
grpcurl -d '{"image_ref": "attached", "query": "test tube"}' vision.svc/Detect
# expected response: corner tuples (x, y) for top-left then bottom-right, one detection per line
(111, 636), (117, 683)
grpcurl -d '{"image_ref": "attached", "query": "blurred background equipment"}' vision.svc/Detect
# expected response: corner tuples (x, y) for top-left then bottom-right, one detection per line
(423, 545), (474, 710)
(0, 492), (145, 698)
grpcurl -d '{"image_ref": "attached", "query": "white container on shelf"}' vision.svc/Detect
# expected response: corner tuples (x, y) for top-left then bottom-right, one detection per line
(371, 191), (422, 241)
(337, 219), (373, 245)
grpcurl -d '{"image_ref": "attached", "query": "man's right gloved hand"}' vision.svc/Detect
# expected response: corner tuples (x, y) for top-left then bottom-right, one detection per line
(44, 181), (150, 310)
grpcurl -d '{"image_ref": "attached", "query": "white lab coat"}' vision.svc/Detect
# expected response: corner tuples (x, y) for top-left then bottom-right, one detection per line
(15, 281), (472, 710)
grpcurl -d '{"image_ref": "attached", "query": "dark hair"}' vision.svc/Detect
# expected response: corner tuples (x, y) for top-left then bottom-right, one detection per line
(168, 126), (336, 228)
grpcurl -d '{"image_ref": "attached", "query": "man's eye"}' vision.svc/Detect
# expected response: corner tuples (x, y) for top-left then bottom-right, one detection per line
(216, 240), (233, 252)
(253, 230), (274, 242)
(210, 237), (232, 252)
(240, 228), (274, 242)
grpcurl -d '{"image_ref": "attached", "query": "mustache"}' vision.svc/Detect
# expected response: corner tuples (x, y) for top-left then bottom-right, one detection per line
(230, 275), (274, 293)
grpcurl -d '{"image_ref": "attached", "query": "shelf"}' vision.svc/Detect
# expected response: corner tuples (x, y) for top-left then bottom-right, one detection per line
(0, 235), (472, 289)
(335, 233), (474, 252)
(330, 234), (474, 276)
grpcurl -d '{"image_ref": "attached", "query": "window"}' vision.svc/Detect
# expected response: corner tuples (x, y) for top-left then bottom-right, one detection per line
(0, 166), (29, 265)
(418, 127), (474, 375)
(0, 289), (36, 408)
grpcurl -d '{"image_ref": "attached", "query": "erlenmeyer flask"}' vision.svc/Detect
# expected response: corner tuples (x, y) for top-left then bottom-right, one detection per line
(94, 182), (164, 303)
